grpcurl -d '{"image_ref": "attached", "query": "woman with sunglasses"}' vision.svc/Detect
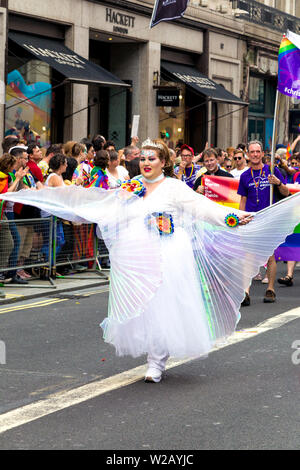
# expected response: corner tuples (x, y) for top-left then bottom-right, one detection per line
(230, 149), (248, 179)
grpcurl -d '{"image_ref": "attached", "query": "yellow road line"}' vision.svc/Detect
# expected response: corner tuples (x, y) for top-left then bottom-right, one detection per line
(0, 288), (109, 314)
(0, 306), (299, 435)
(0, 298), (68, 314)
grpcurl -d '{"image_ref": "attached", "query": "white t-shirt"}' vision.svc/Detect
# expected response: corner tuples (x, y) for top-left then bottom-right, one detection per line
(107, 166), (129, 188)
(41, 173), (64, 217)
(231, 167), (248, 179)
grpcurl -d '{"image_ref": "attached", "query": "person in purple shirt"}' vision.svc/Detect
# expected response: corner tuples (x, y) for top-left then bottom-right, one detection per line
(238, 141), (290, 305)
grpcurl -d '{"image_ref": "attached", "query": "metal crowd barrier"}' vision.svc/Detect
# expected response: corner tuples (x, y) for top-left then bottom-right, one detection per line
(0, 215), (109, 289)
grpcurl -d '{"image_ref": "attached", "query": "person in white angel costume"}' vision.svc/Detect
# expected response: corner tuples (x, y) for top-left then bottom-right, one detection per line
(2, 138), (300, 383)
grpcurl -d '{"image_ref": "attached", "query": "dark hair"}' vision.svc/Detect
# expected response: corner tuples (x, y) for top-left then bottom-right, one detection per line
(0, 153), (17, 174)
(27, 143), (39, 155)
(83, 141), (94, 152)
(46, 143), (63, 157)
(2, 136), (19, 153)
(104, 140), (116, 150)
(62, 157), (78, 181)
(94, 150), (109, 170)
(92, 135), (105, 151)
(49, 153), (67, 172)
(9, 147), (27, 158)
(237, 143), (246, 151)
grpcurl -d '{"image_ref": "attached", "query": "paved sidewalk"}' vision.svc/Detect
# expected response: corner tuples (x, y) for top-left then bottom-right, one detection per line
(0, 270), (110, 305)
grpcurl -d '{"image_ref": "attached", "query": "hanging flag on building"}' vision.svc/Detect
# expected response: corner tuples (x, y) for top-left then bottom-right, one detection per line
(277, 30), (300, 100)
(150, 0), (189, 28)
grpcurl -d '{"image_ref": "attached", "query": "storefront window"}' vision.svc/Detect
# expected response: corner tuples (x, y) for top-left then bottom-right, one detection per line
(5, 58), (52, 147)
(159, 80), (185, 150)
(248, 74), (277, 150)
(249, 76), (265, 114)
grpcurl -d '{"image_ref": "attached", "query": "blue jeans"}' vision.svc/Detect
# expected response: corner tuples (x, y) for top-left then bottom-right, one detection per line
(5, 211), (20, 277)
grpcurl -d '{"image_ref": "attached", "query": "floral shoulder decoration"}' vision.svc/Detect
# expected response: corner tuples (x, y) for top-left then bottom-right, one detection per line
(224, 213), (239, 228)
(145, 212), (174, 236)
(119, 178), (146, 200)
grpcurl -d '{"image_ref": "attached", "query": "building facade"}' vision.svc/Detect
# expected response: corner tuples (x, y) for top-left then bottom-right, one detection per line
(0, 0), (299, 152)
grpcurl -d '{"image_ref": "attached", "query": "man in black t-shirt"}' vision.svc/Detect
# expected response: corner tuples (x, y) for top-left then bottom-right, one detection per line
(124, 145), (141, 179)
(193, 148), (233, 193)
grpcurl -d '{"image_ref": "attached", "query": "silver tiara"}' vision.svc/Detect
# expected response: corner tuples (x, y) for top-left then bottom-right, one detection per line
(141, 138), (164, 150)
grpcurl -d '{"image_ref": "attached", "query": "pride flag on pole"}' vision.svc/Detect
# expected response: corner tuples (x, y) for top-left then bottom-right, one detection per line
(150, 0), (189, 28)
(277, 30), (300, 100)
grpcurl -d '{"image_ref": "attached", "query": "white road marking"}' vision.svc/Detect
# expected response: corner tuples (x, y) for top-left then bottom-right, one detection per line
(0, 306), (299, 435)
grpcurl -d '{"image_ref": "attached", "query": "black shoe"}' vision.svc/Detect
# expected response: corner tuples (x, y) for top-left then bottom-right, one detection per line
(277, 275), (293, 286)
(10, 275), (29, 285)
(0, 273), (12, 284)
(241, 292), (250, 307)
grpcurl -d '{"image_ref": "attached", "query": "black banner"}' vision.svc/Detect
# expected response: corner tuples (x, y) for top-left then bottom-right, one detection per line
(150, 0), (189, 28)
(156, 88), (180, 107)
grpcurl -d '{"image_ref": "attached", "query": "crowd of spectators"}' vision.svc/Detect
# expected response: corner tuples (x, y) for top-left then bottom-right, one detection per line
(0, 131), (300, 300)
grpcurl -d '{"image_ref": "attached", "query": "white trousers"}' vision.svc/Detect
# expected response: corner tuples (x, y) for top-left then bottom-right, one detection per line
(147, 351), (169, 372)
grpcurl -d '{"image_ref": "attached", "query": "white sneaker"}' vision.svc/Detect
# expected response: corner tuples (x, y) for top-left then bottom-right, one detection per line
(144, 367), (163, 383)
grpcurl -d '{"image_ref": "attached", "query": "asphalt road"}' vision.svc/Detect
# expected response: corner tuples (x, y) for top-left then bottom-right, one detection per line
(0, 263), (299, 451)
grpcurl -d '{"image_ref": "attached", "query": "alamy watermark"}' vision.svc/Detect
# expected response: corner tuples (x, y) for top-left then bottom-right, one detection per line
(0, 341), (6, 365)
(291, 340), (300, 365)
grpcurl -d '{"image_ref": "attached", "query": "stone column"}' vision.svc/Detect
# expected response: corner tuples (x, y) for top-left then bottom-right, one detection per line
(138, 41), (161, 142)
(64, 24), (89, 142)
(110, 40), (161, 144)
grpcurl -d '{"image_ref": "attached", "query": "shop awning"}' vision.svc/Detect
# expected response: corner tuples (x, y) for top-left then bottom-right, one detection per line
(161, 61), (248, 106)
(9, 32), (129, 88)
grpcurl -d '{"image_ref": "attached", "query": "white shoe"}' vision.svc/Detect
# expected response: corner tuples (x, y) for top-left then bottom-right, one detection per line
(261, 277), (269, 284)
(144, 367), (162, 383)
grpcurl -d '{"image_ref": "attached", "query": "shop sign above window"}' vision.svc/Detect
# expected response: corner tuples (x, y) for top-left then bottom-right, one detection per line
(156, 88), (180, 107)
(106, 8), (136, 35)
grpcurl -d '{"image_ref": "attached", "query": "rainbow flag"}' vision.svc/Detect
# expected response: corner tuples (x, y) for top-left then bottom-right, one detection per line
(286, 143), (292, 160)
(275, 223), (300, 261)
(87, 172), (109, 189)
(0, 172), (9, 220)
(203, 174), (300, 208)
(202, 174), (300, 261)
(277, 31), (300, 100)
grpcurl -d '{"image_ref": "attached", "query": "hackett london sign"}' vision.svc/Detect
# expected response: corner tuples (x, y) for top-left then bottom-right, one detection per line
(22, 44), (85, 69)
(156, 89), (180, 107)
(106, 8), (136, 35)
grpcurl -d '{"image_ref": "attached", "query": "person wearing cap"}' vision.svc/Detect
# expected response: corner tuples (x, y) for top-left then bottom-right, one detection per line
(174, 144), (201, 189)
